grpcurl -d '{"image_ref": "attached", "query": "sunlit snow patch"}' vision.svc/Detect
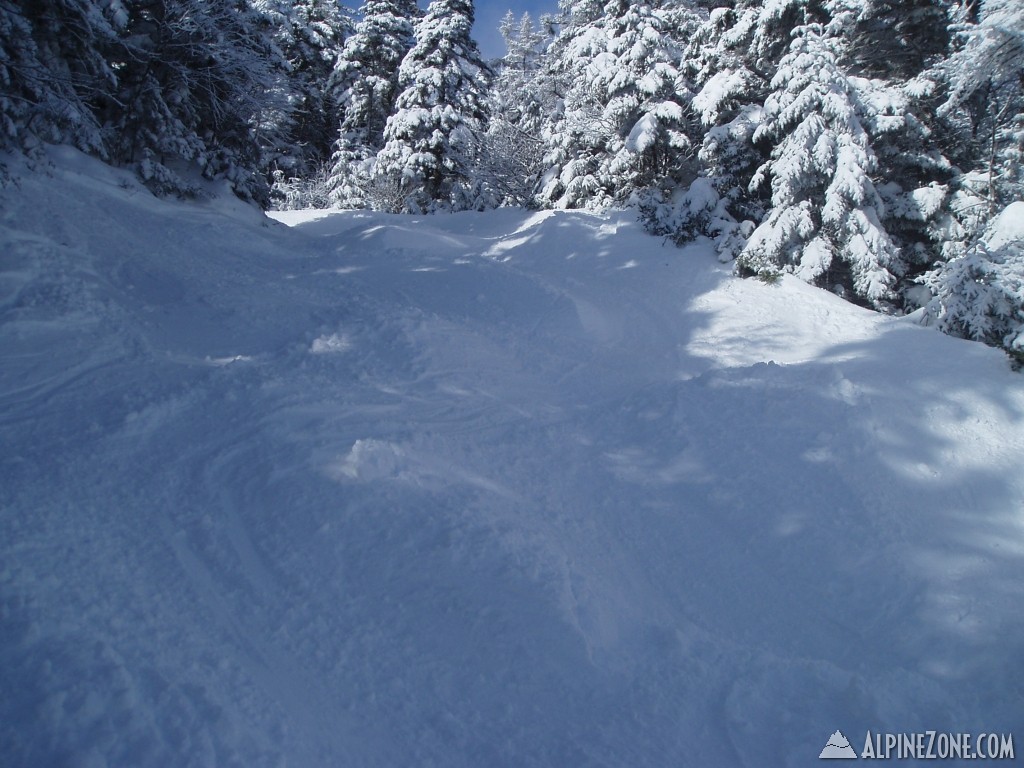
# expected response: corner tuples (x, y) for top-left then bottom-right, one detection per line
(330, 439), (408, 481)
(986, 200), (1024, 249)
(310, 333), (352, 354)
(484, 234), (532, 261)
(204, 354), (253, 366)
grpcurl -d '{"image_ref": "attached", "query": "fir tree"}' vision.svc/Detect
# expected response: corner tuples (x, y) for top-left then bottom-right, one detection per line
(845, 0), (951, 79)
(373, 0), (490, 212)
(645, 0), (831, 255)
(472, 11), (557, 206)
(0, 0), (123, 157)
(95, 0), (285, 203)
(737, 17), (904, 306)
(920, 202), (1024, 363)
(262, 0), (352, 183)
(639, 2), (776, 254)
(327, 0), (418, 207)
(939, 0), (1024, 215)
(839, 0), (957, 289)
(0, 0), (285, 203)
(537, 0), (697, 210)
(915, 0), (1023, 349)
(656, 0), (955, 301)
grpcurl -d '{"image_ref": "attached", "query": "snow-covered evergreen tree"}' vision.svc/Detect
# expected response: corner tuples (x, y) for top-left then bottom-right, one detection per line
(737, 17), (904, 306)
(838, 0), (958, 284)
(913, 0), (1024, 356)
(920, 201), (1024, 363)
(658, 0), (828, 253)
(327, 0), (418, 207)
(472, 11), (557, 206)
(860, 79), (960, 289)
(0, 0), (286, 203)
(0, 0), (123, 157)
(94, 0), (284, 202)
(648, 0), (954, 302)
(939, 0), (1024, 215)
(845, 0), (951, 79)
(492, 10), (557, 137)
(537, 0), (697, 210)
(373, 0), (490, 212)
(259, 0), (351, 186)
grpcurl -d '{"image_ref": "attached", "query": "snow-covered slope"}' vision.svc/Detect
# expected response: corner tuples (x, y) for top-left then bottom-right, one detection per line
(2, 149), (1023, 767)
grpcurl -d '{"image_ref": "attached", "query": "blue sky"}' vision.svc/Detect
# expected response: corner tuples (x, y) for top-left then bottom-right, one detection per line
(473, 1), (560, 58)
(340, 1), (560, 60)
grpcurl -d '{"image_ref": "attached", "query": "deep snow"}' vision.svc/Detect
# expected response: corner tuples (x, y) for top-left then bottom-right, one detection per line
(2, 149), (1023, 767)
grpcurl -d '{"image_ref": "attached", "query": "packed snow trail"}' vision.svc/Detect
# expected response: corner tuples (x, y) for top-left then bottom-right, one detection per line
(2, 150), (1023, 766)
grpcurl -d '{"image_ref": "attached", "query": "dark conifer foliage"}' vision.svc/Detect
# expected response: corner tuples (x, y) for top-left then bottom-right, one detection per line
(0, 0), (121, 155)
(263, 0), (352, 180)
(1, 0), (287, 202)
(99, 0), (284, 201)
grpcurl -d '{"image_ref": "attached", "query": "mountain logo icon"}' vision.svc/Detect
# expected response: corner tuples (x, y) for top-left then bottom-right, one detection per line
(820, 730), (858, 759)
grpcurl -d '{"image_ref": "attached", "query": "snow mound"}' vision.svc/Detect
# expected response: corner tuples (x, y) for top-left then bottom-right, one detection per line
(986, 200), (1024, 250)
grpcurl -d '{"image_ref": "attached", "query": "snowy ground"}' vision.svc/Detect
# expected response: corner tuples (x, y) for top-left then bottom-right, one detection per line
(2, 149), (1023, 767)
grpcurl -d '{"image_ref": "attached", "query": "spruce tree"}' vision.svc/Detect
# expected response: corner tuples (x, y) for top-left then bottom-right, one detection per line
(939, 0), (1024, 215)
(327, 0), (419, 207)
(537, 0), (697, 210)
(915, 0), (1023, 351)
(920, 203), (1024, 363)
(94, 0), (284, 203)
(373, 0), (490, 212)
(0, 0), (285, 203)
(843, 0), (957, 290)
(845, 0), (951, 79)
(659, 0), (956, 303)
(736, 16), (903, 306)
(263, 0), (352, 182)
(472, 11), (557, 206)
(0, 0), (123, 157)
(641, 0), (780, 251)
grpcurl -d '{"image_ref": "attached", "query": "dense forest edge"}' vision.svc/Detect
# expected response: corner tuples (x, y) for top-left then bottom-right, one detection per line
(1, 0), (1021, 363)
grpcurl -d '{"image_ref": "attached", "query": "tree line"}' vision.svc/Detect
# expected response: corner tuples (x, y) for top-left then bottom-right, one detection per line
(1, 0), (1021, 360)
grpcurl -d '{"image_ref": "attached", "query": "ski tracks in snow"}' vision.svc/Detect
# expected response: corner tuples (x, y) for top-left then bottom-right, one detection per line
(2, 158), (1024, 767)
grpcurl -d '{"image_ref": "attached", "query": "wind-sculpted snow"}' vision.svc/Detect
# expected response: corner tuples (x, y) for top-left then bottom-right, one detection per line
(2, 150), (1023, 767)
